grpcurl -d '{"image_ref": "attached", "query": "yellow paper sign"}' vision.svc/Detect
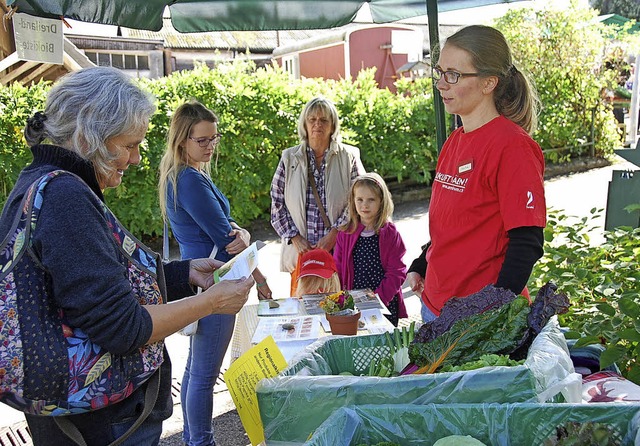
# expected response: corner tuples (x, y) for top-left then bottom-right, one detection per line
(223, 335), (287, 446)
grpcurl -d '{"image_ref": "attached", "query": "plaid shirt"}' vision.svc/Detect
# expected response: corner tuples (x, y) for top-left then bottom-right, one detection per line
(271, 146), (360, 245)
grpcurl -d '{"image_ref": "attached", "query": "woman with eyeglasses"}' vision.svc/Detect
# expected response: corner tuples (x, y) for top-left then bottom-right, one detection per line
(158, 100), (270, 446)
(420, 25), (547, 323)
(270, 96), (366, 295)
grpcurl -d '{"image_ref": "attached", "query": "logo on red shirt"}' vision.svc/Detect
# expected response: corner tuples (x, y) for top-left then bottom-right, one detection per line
(526, 191), (535, 209)
(434, 171), (468, 193)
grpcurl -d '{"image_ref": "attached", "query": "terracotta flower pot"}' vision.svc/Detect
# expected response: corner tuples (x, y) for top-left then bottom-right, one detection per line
(326, 311), (361, 335)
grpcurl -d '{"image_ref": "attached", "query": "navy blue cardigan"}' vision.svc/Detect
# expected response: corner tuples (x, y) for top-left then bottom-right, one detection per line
(0, 145), (194, 441)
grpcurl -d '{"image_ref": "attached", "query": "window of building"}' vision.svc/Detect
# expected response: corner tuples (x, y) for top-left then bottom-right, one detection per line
(137, 55), (149, 70)
(84, 51), (151, 77)
(98, 53), (110, 67)
(111, 54), (124, 69)
(282, 55), (300, 79)
(125, 54), (137, 70)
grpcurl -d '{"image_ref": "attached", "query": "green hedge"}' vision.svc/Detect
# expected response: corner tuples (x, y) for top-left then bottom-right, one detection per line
(0, 81), (48, 202)
(496, 4), (623, 163)
(0, 63), (438, 237)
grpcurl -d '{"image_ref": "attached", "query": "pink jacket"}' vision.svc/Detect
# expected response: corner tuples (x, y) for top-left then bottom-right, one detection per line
(333, 222), (408, 318)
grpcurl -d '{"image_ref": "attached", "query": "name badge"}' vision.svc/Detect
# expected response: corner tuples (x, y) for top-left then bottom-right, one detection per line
(458, 160), (473, 174)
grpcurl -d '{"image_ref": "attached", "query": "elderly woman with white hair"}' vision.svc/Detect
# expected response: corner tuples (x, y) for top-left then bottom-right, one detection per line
(0, 67), (253, 446)
(270, 96), (365, 295)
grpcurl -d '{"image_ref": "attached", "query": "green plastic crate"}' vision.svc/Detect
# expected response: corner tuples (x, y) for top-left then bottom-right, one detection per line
(257, 317), (582, 443)
(305, 403), (640, 445)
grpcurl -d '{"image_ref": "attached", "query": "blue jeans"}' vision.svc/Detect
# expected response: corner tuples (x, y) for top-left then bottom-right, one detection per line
(111, 416), (163, 445)
(26, 412), (162, 446)
(181, 313), (235, 446)
(421, 301), (437, 324)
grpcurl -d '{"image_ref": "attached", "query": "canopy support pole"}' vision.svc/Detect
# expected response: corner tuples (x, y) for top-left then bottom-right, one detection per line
(426, 0), (447, 153)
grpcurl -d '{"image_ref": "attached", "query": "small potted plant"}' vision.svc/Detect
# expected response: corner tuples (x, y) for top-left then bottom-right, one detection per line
(319, 290), (360, 335)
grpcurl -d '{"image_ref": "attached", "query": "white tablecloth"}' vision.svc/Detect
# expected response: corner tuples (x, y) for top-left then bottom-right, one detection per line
(229, 302), (391, 364)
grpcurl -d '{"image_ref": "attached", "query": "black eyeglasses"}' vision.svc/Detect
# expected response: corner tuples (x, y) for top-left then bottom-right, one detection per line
(432, 66), (480, 85)
(189, 134), (222, 147)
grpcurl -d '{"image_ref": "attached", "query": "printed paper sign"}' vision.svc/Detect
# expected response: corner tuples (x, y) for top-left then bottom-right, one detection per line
(224, 336), (287, 446)
(251, 315), (320, 344)
(13, 13), (64, 64)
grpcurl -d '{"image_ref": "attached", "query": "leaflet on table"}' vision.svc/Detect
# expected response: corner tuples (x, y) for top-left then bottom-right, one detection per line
(301, 288), (391, 315)
(257, 298), (300, 316)
(213, 241), (265, 282)
(251, 315), (321, 344)
(360, 308), (396, 333)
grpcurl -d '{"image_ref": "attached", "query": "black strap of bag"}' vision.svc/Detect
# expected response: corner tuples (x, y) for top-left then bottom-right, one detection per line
(307, 161), (332, 228)
(162, 221), (170, 262)
(54, 369), (161, 446)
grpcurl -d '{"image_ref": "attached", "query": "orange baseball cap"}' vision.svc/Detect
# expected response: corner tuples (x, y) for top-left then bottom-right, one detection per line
(298, 249), (337, 279)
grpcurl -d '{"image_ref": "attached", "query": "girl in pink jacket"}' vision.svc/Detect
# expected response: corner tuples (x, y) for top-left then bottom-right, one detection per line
(333, 173), (408, 326)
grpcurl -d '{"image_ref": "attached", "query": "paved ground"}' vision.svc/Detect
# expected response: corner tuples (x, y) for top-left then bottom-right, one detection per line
(1, 155), (638, 446)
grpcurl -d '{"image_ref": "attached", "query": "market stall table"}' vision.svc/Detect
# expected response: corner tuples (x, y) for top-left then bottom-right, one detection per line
(229, 297), (395, 364)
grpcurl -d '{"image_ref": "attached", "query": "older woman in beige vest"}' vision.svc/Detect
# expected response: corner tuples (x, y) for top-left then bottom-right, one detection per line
(270, 97), (365, 294)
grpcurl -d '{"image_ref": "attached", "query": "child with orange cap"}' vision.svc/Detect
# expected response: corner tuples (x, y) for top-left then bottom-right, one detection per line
(294, 248), (342, 297)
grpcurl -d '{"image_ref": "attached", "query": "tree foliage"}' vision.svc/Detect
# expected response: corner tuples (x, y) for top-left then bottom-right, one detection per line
(496, 2), (621, 163)
(0, 82), (48, 201)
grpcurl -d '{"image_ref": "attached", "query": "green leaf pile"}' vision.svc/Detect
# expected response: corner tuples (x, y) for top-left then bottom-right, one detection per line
(408, 296), (530, 372)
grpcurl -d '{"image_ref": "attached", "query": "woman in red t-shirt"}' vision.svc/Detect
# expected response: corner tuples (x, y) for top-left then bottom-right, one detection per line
(421, 25), (546, 321)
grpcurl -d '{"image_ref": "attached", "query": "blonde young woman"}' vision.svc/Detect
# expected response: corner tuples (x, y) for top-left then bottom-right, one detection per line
(158, 100), (269, 446)
(422, 25), (546, 323)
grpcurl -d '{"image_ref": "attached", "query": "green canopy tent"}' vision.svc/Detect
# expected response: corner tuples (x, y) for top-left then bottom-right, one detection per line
(5, 0), (532, 149)
(598, 13), (640, 35)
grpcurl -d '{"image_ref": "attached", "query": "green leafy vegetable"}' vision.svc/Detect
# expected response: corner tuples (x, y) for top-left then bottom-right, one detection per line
(439, 354), (525, 372)
(408, 282), (569, 373)
(409, 296), (530, 372)
(414, 285), (518, 344)
(367, 323), (416, 376)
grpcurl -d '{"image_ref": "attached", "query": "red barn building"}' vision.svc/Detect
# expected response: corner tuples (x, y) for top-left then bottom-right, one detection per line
(272, 24), (423, 92)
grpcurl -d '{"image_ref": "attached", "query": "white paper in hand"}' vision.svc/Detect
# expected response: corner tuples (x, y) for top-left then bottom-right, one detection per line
(213, 241), (263, 282)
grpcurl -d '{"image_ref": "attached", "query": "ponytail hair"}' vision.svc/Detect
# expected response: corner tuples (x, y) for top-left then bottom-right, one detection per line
(445, 25), (540, 134)
(24, 112), (48, 146)
(23, 67), (155, 179)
